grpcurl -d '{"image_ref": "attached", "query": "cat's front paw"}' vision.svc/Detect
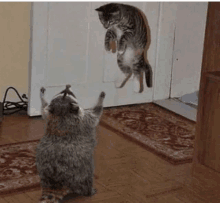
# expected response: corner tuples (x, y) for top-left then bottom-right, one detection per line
(40, 87), (46, 94)
(117, 45), (126, 55)
(118, 50), (124, 55)
(100, 91), (106, 98)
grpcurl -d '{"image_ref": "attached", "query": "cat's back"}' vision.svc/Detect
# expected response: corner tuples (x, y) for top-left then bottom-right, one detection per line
(37, 116), (95, 154)
(36, 134), (96, 166)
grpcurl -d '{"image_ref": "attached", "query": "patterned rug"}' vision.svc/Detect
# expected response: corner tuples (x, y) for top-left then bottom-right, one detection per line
(0, 140), (41, 195)
(0, 103), (196, 195)
(100, 103), (196, 164)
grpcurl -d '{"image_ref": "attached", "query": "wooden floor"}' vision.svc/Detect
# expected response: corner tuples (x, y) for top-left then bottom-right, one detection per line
(0, 112), (219, 203)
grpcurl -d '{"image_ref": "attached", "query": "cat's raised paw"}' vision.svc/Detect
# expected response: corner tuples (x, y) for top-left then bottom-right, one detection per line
(100, 92), (106, 98)
(118, 51), (123, 55)
(40, 87), (46, 94)
(117, 44), (126, 55)
(117, 48), (125, 55)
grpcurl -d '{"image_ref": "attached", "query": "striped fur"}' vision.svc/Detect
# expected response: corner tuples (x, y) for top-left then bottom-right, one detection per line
(37, 85), (105, 202)
(96, 3), (152, 93)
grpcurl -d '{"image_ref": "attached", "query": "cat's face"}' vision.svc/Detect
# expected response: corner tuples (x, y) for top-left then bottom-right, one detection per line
(96, 3), (121, 29)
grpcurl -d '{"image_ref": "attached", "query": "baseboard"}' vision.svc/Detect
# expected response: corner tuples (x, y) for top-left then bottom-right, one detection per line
(153, 99), (197, 122)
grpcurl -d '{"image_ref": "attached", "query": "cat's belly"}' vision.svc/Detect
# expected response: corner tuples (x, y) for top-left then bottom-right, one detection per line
(121, 46), (135, 66)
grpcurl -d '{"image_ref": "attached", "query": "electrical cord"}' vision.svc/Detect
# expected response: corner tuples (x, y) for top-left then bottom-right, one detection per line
(2, 87), (28, 115)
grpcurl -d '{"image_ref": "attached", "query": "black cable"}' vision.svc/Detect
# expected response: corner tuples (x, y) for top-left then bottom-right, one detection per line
(2, 87), (28, 115)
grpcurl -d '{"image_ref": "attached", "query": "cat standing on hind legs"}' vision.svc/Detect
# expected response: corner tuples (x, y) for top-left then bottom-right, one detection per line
(36, 85), (106, 203)
(96, 3), (153, 93)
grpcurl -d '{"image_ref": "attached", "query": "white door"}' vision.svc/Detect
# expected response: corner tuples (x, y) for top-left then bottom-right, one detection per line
(170, 2), (208, 98)
(28, 2), (160, 116)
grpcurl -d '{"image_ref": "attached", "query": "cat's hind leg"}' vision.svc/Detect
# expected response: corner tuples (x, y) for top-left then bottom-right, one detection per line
(115, 55), (132, 88)
(68, 175), (97, 197)
(133, 71), (144, 93)
(133, 61), (145, 93)
(114, 68), (132, 88)
(133, 53), (152, 93)
(39, 187), (71, 203)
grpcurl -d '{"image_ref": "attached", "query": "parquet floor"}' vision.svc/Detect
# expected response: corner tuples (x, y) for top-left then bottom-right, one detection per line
(0, 112), (219, 202)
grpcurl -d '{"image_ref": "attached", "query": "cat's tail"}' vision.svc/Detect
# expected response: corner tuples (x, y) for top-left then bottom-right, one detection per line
(144, 61), (153, 88)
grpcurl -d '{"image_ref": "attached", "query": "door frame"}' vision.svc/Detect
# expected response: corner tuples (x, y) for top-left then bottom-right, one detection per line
(28, 2), (49, 116)
(153, 2), (178, 101)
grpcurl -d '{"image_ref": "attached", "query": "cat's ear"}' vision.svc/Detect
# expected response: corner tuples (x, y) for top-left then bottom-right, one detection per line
(95, 8), (103, 16)
(95, 7), (103, 12)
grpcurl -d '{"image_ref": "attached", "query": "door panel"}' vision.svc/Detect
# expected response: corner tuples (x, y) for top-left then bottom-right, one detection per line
(28, 2), (161, 116)
(46, 2), (91, 86)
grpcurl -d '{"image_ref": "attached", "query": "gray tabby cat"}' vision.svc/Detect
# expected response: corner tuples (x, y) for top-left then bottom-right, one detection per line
(36, 85), (105, 203)
(96, 3), (152, 93)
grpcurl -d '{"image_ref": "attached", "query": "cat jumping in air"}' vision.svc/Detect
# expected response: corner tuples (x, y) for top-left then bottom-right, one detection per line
(96, 3), (153, 93)
(36, 85), (106, 203)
